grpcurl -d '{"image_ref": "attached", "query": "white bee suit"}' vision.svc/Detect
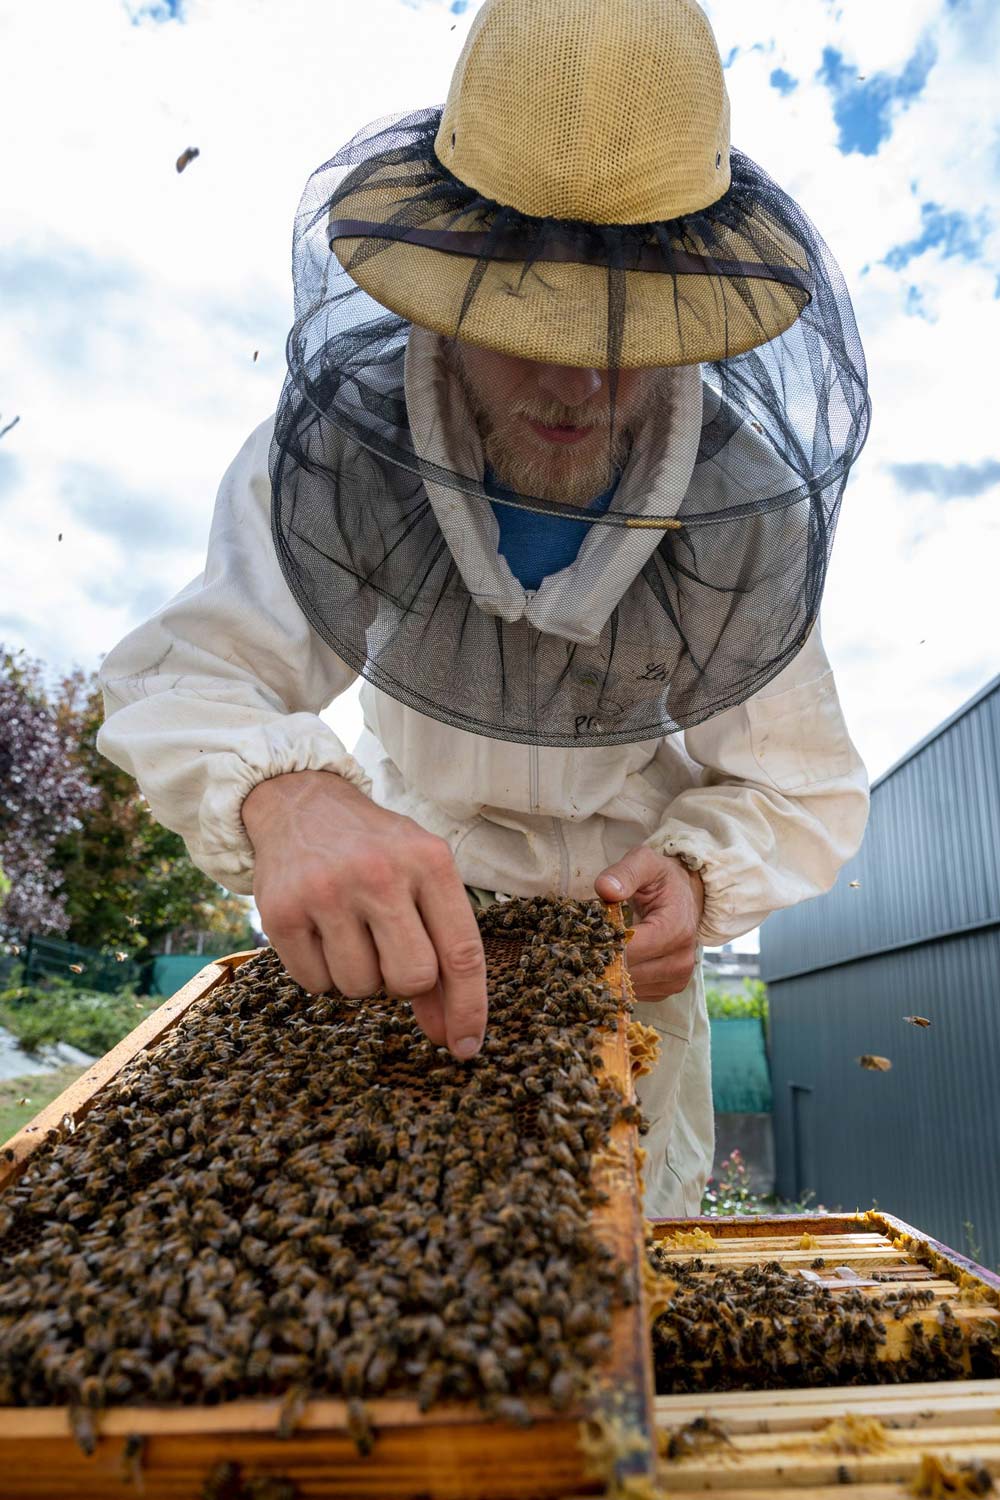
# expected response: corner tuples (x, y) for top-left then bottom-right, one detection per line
(98, 338), (869, 1217)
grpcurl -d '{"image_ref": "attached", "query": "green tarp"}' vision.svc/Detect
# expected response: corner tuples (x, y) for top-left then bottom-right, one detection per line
(710, 1017), (772, 1114)
(148, 953), (223, 997)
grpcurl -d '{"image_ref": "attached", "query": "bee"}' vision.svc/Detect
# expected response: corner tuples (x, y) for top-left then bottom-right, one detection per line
(665, 1414), (733, 1461)
(904, 1015), (931, 1028)
(115, 951), (129, 963)
(345, 1396), (374, 1457)
(175, 146), (200, 173)
(253, 350), (259, 363)
(69, 963), (84, 974)
(848, 880), (861, 889)
(857, 1054), (892, 1071)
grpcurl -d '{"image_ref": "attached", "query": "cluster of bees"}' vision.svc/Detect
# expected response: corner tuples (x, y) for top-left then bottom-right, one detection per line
(648, 1251), (1000, 1393)
(0, 897), (636, 1448)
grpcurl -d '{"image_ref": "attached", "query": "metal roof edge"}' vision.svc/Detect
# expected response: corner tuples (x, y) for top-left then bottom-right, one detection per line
(871, 671), (1000, 792)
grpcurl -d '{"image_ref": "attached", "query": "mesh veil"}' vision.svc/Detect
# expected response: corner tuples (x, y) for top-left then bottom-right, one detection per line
(271, 108), (870, 747)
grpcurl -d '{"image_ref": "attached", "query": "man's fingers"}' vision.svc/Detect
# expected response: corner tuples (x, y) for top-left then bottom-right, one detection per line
(270, 925), (334, 997)
(629, 957), (696, 999)
(418, 869), (488, 1060)
(624, 910), (684, 967)
(595, 845), (666, 902)
(409, 985), (448, 1047)
(316, 914), (383, 999)
(368, 907), (440, 999)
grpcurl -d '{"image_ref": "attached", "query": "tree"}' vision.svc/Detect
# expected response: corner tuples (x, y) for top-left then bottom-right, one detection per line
(0, 648), (98, 938)
(50, 669), (257, 955)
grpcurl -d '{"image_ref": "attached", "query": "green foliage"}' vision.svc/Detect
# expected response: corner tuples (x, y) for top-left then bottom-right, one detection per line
(963, 1220), (984, 1265)
(704, 978), (768, 1022)
(49, 669), (257, 956)
(0, 975), (158, 1057)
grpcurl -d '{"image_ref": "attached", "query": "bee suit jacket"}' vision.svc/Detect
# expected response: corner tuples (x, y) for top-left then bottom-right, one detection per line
(98, 332), (870, 1217)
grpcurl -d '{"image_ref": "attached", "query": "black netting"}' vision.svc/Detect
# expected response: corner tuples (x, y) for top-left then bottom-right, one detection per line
(270, 107), (869, 747)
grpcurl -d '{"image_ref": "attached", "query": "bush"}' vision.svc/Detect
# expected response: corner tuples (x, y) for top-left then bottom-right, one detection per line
(702, 1149), (821, 1217)
(0, 975), (158, 1057)
(705, 978), (768, 1023)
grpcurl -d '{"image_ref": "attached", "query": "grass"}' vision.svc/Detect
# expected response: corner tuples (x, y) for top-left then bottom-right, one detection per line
(0, 980), (158, 1058)
(0, 1064), (89, 1145)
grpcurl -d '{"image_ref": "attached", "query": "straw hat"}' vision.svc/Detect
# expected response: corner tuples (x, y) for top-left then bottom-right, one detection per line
(328, 0), (810, 368)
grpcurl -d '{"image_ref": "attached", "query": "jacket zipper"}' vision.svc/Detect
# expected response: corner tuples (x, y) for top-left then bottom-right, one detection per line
(552, 816), (570, 897)
(525, 643), (568, 892)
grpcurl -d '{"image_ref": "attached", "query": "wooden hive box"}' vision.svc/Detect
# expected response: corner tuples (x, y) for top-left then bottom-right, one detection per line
(649, 1212), (1000, 1498)
(0, 906), (656, 1500)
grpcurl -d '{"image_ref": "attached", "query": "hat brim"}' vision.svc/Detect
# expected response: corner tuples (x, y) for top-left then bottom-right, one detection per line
(331, 230), (809, 368)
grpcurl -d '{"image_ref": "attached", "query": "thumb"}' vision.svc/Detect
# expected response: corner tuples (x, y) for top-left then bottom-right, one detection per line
(595, 846), (663, 902)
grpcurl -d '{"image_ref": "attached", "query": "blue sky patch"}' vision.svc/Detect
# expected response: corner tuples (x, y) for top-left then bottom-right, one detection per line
(890, 459), (1000, 499)
(449, 0), (470, 11)
(884, 202), (990, 270)
(818, 40), (936, 155)
(905, 285), (936, 321)
(127, 0), (185, 22)
(770, 68), (798, 96)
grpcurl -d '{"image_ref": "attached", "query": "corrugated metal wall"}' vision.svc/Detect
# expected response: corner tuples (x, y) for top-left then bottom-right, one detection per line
(761, 676), (1000, 1266)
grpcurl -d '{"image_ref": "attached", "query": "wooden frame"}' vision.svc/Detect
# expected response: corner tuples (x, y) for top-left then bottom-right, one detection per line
(0, 917), (656, 1499)
(647, 1211), (1000, 1497)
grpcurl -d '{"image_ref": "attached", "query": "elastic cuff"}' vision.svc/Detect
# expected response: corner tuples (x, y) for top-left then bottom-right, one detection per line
(644, 820), (733, 948)
(196, 723), (373, 893)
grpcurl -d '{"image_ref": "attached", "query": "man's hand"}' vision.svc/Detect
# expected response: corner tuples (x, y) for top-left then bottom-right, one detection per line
(594, 846), (705, 1001)
(242, 770), (487, 1059)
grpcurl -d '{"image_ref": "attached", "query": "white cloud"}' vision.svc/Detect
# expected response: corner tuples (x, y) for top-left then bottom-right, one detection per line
(0, 0), (997, 789)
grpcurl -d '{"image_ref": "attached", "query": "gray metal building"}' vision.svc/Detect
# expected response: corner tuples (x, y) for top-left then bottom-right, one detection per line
(760, 674), (1000, 1267)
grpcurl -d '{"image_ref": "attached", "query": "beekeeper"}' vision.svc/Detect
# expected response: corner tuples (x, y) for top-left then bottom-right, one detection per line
(98, 0), (872, 1215)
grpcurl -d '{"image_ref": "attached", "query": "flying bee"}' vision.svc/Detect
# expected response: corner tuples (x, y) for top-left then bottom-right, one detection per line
(175, 146), (200, 173)
(858, 1054), (892, 1071)
(904, 1015), (931, 1028)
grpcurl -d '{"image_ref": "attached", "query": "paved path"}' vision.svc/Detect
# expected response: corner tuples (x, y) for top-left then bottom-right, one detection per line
(0, 1026), (94, 1080)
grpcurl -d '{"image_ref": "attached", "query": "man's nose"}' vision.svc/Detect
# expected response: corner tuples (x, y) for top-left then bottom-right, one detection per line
(535, 364), (604, 408)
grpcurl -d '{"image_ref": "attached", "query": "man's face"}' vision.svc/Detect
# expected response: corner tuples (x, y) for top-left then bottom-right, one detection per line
(443, 339), (671, 505)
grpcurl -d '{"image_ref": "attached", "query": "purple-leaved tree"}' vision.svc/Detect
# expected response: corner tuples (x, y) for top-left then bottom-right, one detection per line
(0, 648), (98, 938)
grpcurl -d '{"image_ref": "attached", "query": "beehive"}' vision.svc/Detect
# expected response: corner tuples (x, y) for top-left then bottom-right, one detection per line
(0, 901), (656, 1499)
(649, 1213), (1000, 1497)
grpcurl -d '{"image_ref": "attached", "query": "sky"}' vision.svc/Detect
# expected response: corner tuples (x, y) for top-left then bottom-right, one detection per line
(1, 0), (999, 936)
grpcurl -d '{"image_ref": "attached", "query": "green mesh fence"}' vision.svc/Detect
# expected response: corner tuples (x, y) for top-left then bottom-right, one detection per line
(148, 954), (225, 996)
(710, 1017), (772, 1114)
